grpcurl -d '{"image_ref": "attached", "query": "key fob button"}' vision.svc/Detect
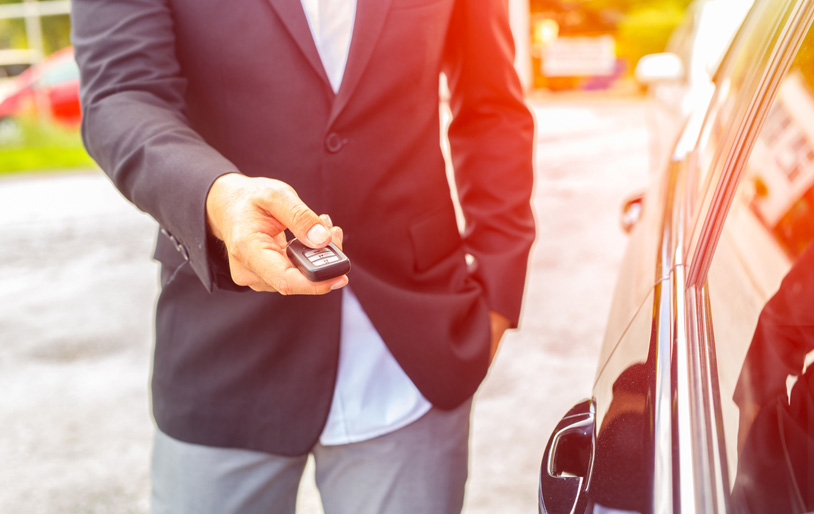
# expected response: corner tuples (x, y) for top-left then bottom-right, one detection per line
(304, 248), (334, 259)
(313, 256), (340, 266)
(286, 238), (351, 282)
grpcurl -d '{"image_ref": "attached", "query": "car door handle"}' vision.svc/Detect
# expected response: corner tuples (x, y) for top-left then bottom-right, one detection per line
(620, 192), (645, 234)
(547, 415), (594, 478)
(539, 400), (595, 514)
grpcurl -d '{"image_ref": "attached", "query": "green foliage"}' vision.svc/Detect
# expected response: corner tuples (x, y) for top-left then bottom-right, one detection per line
(534, 0), (697, 73)
(0, 118), (94, 174)
(578, 0), (694, 13)
(615, 1), (687, 68)
(40, 14), (71, 54)
(0, 2), (72, 55)
(0, 18), (26, 48)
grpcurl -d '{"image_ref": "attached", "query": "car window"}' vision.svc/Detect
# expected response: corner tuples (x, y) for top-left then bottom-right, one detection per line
(686, 0), (755, 85)
(706, 19), (814, 513)
(686, 0), (793, 233)
(664, 0), (697, 71)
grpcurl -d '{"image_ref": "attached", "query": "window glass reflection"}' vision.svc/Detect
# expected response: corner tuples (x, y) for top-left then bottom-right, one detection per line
(688, 0), (787, 230)
(707, 24), (814, 513)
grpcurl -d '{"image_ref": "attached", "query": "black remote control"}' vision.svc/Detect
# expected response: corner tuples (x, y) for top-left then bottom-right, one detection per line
(286, 238), (351, 282)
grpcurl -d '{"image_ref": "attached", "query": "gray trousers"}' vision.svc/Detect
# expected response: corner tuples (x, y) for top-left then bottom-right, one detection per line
(151, 399), (471, 514)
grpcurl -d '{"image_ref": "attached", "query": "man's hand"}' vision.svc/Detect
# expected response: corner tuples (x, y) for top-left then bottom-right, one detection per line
(206, 173), (348, 295)
(489, 311), (511, 360)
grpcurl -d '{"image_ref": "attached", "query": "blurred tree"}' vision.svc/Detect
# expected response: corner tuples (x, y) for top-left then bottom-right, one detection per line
(577, 0), (696, 69)
(0, 0), (72, 54)
(0, 0), (26, 49)
(529, 0), (697, 85)
(41, 14), (71, 53)
(616, 1), (688, 66)
(579, 0), (694, 13)
(0, 18), (27, 48)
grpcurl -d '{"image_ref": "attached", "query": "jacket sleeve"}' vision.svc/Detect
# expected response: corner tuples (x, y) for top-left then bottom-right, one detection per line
(71, 0), (238, 292)
(441, 0), (536, 327)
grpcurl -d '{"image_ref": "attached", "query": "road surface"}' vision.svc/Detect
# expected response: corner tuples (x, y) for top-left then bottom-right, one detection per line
(0, 94), (650, 513)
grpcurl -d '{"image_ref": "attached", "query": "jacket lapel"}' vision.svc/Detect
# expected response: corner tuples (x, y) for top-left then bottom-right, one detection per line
(329, 0), (394, 125)
(265, 0), (331, 88)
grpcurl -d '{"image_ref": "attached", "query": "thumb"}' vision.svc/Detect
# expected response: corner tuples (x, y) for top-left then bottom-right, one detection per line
(262, 184), (331, 248)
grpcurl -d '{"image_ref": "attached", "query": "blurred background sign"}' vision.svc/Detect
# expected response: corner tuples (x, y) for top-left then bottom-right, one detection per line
(542, 35), (616, 77)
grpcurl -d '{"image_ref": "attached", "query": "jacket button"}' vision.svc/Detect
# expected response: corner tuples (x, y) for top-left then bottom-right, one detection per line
(325, 132), (345, 153)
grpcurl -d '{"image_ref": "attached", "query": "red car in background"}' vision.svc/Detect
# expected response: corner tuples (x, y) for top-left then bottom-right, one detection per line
(0, 46), (80, 129)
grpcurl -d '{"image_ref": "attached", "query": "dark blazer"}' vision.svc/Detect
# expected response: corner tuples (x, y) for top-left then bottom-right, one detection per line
(72, 0), (535, 456)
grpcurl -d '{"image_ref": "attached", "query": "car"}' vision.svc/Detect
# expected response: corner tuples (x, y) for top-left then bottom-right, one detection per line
(635, 0), (754, 170)
(0, 46), (80, 131)
(539, 0), (814, 512)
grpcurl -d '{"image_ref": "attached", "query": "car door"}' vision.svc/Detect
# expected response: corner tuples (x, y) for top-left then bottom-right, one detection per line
(540, 0), (814, 512)
(690, 7), (814, 513)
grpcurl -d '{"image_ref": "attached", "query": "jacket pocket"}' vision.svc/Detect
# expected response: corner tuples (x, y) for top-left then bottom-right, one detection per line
(408, 208), (462, 272)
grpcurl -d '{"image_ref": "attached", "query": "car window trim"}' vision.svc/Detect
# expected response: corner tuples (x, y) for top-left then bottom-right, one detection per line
(676, 1), (814, 511)
(683, 0), (792, 273)
(683, 282), (732, 512)
(686, 0), (814, 288)
(675, 2), (814, 512)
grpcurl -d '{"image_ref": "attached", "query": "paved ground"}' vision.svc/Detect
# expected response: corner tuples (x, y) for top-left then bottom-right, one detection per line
(0, 95), (650, 513)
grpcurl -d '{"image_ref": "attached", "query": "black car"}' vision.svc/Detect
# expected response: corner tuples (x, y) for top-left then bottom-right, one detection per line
(540, 0), (814, 512)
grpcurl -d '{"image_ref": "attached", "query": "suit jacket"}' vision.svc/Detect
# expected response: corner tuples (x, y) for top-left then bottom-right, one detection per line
(72, 0), (535, 456)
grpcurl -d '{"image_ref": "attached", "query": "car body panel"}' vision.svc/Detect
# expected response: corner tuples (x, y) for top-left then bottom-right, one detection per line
(540, 0), (814, 512)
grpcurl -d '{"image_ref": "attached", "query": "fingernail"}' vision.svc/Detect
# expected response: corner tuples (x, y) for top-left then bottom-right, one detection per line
(307, 224), (330, 245)
(330, 277), (348, 290)
(320, 214), (333, 228)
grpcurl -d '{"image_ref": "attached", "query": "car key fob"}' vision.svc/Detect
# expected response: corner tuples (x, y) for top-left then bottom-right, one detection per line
(286, 238), (351, 282)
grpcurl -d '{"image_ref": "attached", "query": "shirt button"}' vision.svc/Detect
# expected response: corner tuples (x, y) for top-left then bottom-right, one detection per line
(325, 132), (345, 153)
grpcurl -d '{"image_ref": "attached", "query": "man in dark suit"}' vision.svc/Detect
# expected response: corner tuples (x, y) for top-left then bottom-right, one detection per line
(72, 0), (534, 512)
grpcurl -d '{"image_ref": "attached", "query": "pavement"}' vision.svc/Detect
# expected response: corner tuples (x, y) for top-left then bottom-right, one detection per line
(0, 94), (650, 513)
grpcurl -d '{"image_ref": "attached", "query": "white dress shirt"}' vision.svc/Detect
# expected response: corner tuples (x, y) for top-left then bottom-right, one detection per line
(299, 0), (432, 446)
